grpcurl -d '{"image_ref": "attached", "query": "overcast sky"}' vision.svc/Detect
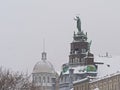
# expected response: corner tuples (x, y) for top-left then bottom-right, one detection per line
(0, 0), (120, 74)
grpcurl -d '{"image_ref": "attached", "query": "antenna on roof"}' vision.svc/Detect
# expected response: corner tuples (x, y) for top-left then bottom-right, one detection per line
(76, 13), (80, 16)
(43, 38), (45, 52)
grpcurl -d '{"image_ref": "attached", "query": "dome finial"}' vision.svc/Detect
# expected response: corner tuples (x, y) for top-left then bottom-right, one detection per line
(42, 52), (47, 60)
(43, 38), (45, 52)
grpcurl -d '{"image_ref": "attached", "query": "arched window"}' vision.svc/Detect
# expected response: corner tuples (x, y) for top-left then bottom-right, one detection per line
(33, 75), (36, 83)
(71, 59), (73, 63)
(43, 76), (46, 83)
(47, 77), (50, 83)
(73, 58), (75, 63)
(35, 76), (37, 83)
(39, 76), (41, 83)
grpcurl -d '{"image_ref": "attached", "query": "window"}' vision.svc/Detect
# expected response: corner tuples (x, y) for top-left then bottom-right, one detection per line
(81, 49), (86, 53)
(43, 76), (46, 83)
(75, 57), (79, 63)
(70, 59), (73, 63)
(61, 77), (63, 82)
(33, 75), (36, 83)
(75, 77), (77, 81)
(39, 76), (41, 83)
(73, 58), (75, 63)
(47, 77), (50, 83)
(77, 58), (79, 63)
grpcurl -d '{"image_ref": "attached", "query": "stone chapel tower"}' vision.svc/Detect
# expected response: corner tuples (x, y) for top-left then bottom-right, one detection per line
(69, 16), (94, 67)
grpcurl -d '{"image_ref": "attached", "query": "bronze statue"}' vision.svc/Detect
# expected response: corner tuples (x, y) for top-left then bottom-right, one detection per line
(74, 16), (81, 32)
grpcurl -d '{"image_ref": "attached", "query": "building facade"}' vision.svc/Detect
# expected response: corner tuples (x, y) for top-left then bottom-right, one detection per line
(73, 72), (120, 90)
(32, 51), (58, 90)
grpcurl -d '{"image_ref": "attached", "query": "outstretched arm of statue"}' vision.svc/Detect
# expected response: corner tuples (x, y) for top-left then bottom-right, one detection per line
(74, 18), (77, 21)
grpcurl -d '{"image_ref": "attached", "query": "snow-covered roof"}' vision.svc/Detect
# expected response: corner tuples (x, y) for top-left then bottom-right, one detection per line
(94, 88), (99, 90)
(73, 77), (89, 84)
(62, 65), (97, 75)
(61, 55), (120, 80)
(94, 55), (120, 78)
(90, 72), (120, 83)
(66, 55), (120, 86)
(62, 66), (86, 75)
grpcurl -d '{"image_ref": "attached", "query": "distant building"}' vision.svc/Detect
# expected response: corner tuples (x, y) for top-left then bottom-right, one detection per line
(32, 51), (58, 90)
(32, 16), (120, 90)
(59, 16), (97, 90)
(73, 72), (120, 90)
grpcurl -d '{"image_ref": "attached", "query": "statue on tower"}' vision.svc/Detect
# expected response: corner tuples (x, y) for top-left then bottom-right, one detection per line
(74, 16), (81, 32)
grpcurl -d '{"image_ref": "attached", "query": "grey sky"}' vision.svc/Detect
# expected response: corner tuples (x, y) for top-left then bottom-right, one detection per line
(0, 0), (120, 73)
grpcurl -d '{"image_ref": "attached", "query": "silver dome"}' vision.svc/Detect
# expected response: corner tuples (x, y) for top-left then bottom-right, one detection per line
(33, 60), (55, 73)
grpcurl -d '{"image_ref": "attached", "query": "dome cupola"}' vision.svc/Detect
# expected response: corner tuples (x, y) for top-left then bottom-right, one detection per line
(33, 51), (55, 74)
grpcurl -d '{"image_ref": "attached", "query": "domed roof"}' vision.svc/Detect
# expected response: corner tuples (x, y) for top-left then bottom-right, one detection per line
(33, 52), (55, 74)
(85, 65), (97, 72)
(33, 60), (55, 73)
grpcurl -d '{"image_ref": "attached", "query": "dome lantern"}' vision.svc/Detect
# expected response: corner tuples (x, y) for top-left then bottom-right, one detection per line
(41, 52), (47, 60)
